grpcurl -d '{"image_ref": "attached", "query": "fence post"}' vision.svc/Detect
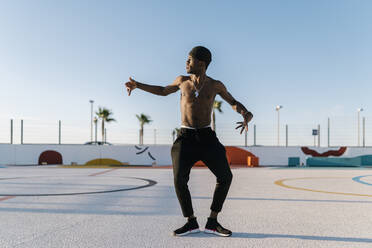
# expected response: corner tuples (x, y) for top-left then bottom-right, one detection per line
(363, 117), (366, 147)
(58, 120), (61, 144)
(10, 119), (13, 144)
(21, 119), (23, 144)
(328, 118), (330, 147)
(253, 124), (256, 146)
(244, 129), (247, 147)
(154, 129), (157, 145)
(318, 124), (320, 147)
(285, 124), (288, 147)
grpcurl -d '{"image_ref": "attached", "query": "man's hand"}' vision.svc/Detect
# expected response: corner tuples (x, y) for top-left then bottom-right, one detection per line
(235, 112), (253, 134)
(125, 77), (138, 96)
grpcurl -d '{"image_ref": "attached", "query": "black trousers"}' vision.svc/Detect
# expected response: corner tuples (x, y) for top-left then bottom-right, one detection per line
(171, 127), (233, 217)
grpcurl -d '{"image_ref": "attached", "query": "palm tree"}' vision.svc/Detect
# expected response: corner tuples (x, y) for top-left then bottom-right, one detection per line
(172, 128), (181, 142)
(96, 107), (116, 143)
(211, 100), (223, 131)
(93, 117), (98, 142)
(136, 113), (152, 145)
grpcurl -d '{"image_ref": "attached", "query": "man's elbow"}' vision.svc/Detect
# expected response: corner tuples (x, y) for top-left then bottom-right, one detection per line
(161, 90), (169, 96)
(231, 104), (238, 111)
(230, 100), (238, 110)
(158, 86), (168, 96)
(162, 87), (177, 96)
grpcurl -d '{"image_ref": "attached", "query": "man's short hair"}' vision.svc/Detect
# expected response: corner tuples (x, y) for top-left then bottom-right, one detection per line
(189, 46), (212, 69)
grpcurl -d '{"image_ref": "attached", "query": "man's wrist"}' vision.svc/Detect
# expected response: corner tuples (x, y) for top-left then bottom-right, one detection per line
(135, 81), (142, 89)
(243, 111), (253, 118)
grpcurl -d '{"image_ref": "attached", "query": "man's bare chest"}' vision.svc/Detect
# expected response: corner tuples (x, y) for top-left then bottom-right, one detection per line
(180, 82), (216, 103)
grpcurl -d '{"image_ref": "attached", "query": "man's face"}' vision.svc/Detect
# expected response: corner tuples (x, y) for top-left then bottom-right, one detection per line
(186, 55), (203, 74)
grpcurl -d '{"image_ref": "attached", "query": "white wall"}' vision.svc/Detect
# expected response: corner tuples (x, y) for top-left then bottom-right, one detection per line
(0, 144), (16, 165)
(2, 144), (372, 166)
(0, 144), (172, 166)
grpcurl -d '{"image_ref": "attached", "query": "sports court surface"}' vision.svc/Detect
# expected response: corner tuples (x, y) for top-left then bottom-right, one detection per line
(1, 166), (372, 248)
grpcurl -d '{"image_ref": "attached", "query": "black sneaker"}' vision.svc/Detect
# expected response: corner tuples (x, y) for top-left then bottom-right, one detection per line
(173, 217), (200, 236)
(204, 218), (232, 237)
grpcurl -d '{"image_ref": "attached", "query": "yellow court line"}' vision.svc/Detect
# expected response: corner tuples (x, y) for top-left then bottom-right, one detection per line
(274, 177), (372, 197)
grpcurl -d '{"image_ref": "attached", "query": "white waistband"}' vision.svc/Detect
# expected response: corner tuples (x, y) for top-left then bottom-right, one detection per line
(180, 124), (211, 130)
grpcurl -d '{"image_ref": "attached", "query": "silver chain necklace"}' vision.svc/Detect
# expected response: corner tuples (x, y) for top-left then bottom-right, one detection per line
(192, 80), (205, 98)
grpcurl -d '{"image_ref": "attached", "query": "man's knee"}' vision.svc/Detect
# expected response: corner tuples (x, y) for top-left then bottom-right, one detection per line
(217, 171), (233, 185)
(174, 173), (189, 188)
(226, 171), (233, 184)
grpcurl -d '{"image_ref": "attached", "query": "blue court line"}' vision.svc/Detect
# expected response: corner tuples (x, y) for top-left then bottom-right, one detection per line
(352, 175), (372, 186)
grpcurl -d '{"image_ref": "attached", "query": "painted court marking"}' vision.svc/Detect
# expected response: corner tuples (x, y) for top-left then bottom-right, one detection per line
(0, 168), (156, 199)
(0, 196), (16, 202)
(275, 177), (372, 197)
(88, 168), (118, 176)
(352, 175), (372, 186)
(0, 177), (157, 197)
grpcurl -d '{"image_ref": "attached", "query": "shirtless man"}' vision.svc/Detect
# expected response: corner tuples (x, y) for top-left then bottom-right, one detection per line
(125, 46), (253, 237)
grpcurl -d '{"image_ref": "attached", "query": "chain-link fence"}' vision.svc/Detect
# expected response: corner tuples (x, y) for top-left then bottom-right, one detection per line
(0, 116), (370, 147)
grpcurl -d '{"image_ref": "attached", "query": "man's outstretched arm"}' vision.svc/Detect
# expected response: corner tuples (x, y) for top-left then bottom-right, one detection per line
(125, 76), (181, 96)
(216, 81), (253, 134)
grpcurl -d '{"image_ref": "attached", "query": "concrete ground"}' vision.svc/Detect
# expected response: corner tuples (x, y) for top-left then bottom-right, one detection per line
(1, 166), (372, 248)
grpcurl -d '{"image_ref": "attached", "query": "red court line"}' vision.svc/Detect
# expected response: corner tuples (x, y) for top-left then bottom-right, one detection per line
(0, 196), (16, 202)
(88, 168), (118, 177)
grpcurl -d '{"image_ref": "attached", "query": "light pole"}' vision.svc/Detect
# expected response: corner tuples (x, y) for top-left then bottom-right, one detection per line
(358, 108), (364, 146)
(276, 105), (283, 146)
(89, 100), (94, 142)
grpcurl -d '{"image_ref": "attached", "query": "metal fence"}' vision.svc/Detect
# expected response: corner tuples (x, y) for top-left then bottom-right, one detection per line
(0, 117), (370, 147)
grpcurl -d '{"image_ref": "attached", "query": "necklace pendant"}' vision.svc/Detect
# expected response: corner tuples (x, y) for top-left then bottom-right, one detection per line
(195, 91), (199, 98)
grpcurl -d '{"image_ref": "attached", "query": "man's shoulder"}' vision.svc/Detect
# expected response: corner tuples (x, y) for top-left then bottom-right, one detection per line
(206, 77), (227, 94)
(207, 76), (224, 87)
(176, 75), (190, 82)
(173, 75), (190, 86)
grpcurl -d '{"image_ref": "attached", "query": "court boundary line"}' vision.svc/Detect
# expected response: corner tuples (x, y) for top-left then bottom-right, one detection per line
(274, 177), (372, 197)
(0, 177), (157, 197)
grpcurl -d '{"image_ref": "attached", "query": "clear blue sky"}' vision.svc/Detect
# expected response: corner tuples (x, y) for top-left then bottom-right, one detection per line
(0, 0), (371, 145)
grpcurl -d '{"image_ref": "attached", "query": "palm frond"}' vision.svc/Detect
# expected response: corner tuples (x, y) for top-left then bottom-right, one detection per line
(213, 101), (223, 113)
(136, 113), (152, 125)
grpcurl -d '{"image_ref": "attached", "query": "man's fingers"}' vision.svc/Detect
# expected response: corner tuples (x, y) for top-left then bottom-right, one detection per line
(237, 124), (248, 134)
(235, 124), (243, 129)
(236, 119), (249, 134)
